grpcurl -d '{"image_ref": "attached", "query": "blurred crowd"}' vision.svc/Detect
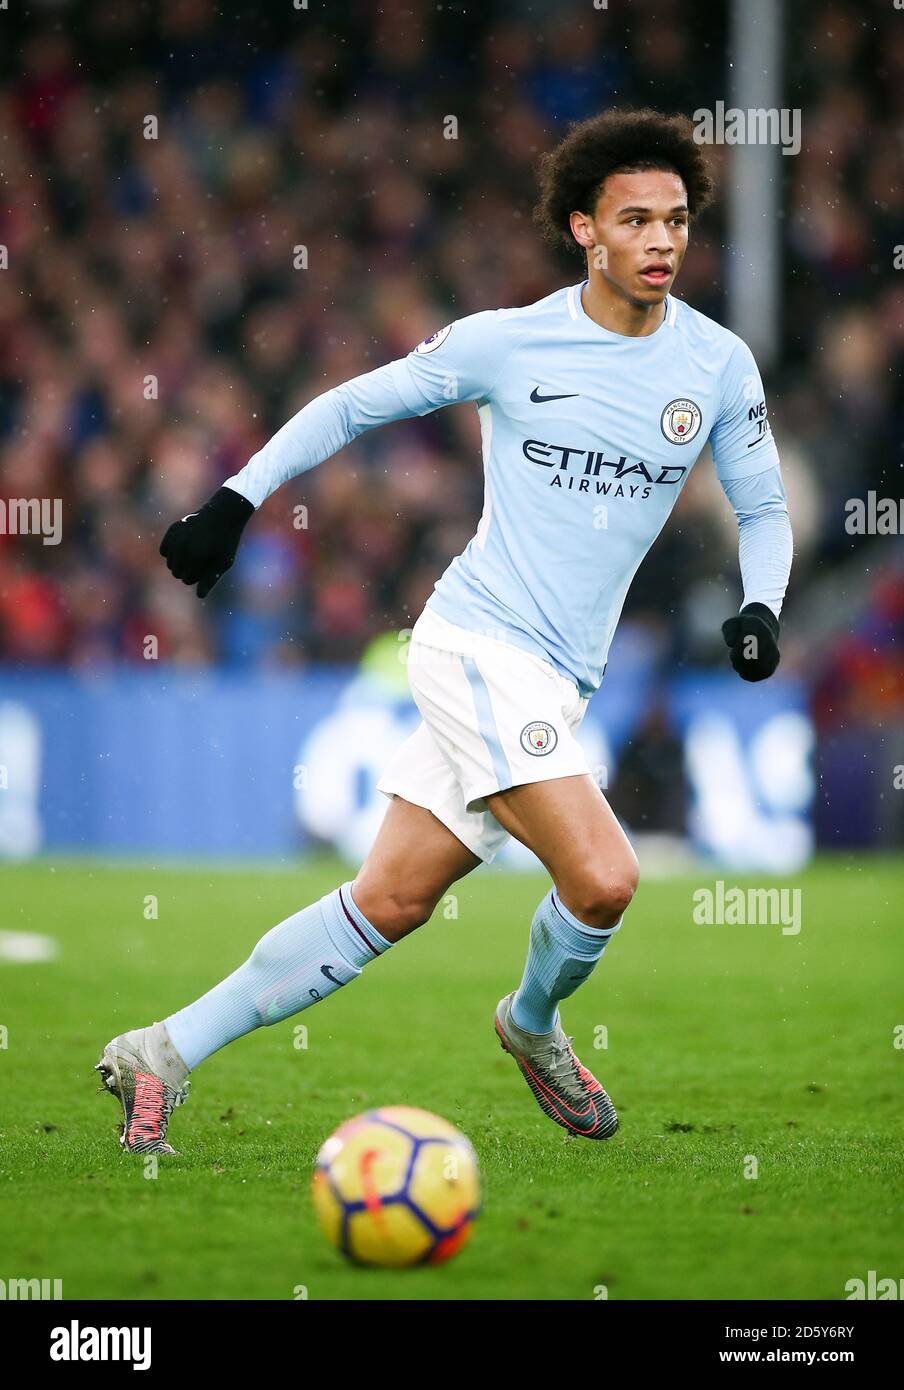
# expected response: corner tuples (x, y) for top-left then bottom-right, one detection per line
(0, 0), (901, 696)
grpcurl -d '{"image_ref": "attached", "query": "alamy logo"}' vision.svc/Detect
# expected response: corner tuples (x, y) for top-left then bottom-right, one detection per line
(692, 881), (801, 935)
(844, 493), (903, 535)
(845, 1270), (904, 1300)
(0, 497), (62, 546)
(693, 102), (801, 157)
(0, 1276), (62, 1299)
(50, 1321), (152, 1370)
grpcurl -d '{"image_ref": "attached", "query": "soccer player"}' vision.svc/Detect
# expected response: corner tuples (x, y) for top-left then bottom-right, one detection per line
(97, 109), (792, 1152)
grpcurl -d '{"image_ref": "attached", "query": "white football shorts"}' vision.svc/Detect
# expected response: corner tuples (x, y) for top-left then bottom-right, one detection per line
(376, 606), (592, 862)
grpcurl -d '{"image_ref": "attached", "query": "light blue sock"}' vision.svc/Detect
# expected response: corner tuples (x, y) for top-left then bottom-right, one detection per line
(510, 889), (622, 1035)
(164, 882), (391, 1070)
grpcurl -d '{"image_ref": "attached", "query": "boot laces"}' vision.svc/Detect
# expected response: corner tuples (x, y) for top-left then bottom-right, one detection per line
(545, 1034), (581, 1083)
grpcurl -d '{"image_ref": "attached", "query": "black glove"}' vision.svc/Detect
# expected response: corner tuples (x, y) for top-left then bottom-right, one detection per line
(160, 487), (255, 598)
(721, 602), (781, 682)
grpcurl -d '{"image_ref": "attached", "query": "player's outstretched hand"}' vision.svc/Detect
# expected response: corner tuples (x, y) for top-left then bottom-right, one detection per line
(721, 602), (781, 682)
(159, 486), (255, 598)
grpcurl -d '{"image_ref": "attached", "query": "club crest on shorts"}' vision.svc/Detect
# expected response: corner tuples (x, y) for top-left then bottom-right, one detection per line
(520, 721), (558, 756)
(660, 398), (702, 445)
(414, 324), (452, 354)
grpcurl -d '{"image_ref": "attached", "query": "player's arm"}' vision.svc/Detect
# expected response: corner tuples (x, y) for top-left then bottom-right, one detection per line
(160, 312), (506, 596)
(709, 339), (793, 681)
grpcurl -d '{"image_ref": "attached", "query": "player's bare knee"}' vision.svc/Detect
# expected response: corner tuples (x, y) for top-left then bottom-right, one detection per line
(568, 858), (639, 926)
(352, 878), (437, 936)
(605, 871), (639, 920)
(387, 887), (438, 934)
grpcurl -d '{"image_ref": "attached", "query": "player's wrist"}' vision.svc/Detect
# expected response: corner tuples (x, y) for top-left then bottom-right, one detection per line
(738, 601), (780, 641)
(205, 485), (256, 531)
(721, 602), (781, 682)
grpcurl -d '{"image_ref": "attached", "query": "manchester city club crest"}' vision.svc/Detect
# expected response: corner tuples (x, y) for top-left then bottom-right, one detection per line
(520, 721), (558, 756)
(660, 398), (702, 445)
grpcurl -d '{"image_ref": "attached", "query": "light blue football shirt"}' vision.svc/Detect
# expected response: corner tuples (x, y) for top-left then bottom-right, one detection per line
(388, 283), (780, 694)
(226, 281), (784, 696)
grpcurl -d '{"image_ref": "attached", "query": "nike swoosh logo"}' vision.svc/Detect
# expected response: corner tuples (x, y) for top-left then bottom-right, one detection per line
(320, 964), (344, 986)
(530, 387), (579, 403)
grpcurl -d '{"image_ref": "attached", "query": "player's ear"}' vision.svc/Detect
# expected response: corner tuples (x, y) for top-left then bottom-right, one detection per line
(569, 209), (596, 251)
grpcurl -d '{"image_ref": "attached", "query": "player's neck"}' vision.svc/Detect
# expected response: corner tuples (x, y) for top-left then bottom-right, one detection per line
(580, 276), (666, 338)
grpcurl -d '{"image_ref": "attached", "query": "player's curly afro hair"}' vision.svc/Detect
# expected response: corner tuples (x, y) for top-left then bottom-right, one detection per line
(534, 108), (715, 258)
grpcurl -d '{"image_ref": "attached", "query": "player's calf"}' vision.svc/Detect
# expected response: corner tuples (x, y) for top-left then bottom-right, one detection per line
(510, 885), (625, 1036)
(94, 882), (393, 1154)
(161, 882), (392, 1070)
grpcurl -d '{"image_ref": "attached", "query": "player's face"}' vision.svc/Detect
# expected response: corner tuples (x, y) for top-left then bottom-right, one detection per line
(576, 169), (689, 308)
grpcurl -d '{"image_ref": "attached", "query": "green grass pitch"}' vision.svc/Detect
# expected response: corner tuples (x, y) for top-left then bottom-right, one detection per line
(1, 855), (901, 1301)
